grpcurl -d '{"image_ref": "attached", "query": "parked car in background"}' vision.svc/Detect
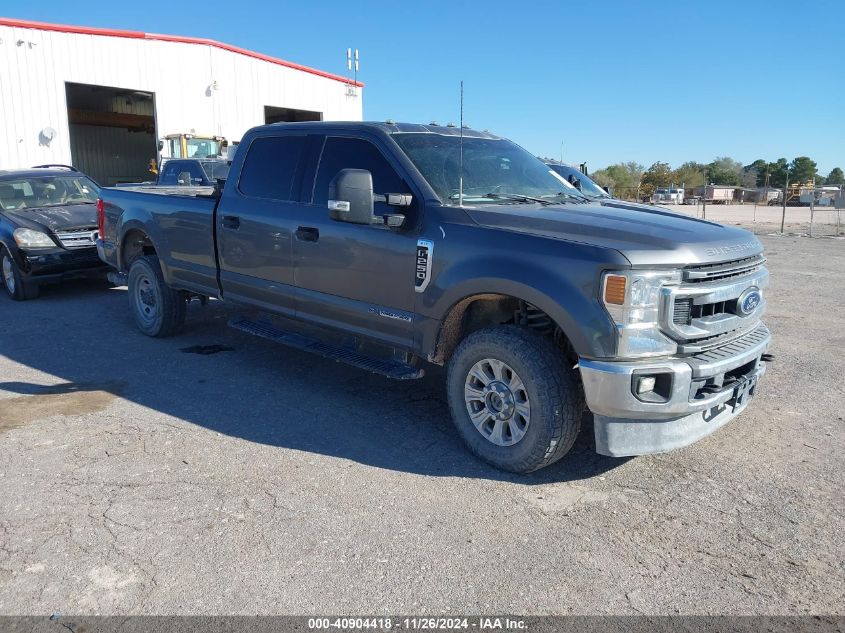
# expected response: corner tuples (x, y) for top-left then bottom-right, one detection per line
(0, 166), (106, 300)
(652, 188), (685, 204)
(157, 158), (230, 187)
(546, 163), (613, 201)
(97, 122), (771, 473)
(546, 162), (676, 213)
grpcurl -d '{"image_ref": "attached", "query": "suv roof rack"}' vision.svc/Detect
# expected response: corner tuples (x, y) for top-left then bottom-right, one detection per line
(31, 164), (79, 172)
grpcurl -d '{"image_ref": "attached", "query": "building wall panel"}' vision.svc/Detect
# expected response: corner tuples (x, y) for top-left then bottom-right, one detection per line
(0, 23), (363, 170)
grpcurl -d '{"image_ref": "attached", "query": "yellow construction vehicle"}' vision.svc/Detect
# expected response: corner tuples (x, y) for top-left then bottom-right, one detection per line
(157, 133), (228, 160)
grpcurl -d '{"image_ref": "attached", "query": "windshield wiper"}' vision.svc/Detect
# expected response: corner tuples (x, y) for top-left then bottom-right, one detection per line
(547, 191), (589, 203)
(482, 193), (554, 206)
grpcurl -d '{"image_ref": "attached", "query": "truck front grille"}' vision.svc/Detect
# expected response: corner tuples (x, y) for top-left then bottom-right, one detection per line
(682, 254), (766, 283)
(673, 298), (734, 325)
(55, 228), (98, 249)
(661, 255), (768, 344)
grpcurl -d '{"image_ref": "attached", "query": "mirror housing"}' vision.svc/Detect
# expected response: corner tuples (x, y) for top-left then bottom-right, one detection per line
(328, 169), (375, 224)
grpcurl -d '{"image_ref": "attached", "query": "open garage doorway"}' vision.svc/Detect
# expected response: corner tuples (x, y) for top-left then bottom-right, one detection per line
(264, 106), (323, 124)
(65, 82), (157, 186)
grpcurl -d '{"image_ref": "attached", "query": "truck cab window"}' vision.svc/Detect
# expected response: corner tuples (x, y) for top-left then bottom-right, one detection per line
(313, 137), (409, 215)
(238, 136), (307, 201)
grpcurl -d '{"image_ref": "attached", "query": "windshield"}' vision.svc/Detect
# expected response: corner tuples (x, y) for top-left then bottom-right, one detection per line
(200, 160), (230, 181)
(547, 164), (611, 199)
(0, 174), (100, 210)
(168, 137), (224, 159)
(393, 134), (588, 205)
(187, 138), (223, 158)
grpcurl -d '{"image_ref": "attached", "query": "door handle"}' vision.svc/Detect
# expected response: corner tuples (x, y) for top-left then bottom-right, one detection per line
(295, 226), (319, 242)
(221, 215), (240, 229)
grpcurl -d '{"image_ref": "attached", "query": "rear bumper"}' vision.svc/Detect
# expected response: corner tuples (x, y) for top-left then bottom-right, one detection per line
(579, 324), (771, 456)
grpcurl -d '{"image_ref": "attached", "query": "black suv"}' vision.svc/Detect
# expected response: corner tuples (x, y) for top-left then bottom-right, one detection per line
(0, 166), (106, 300)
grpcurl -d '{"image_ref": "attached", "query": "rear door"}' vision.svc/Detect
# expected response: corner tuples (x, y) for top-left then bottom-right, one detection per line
(290, 135), (419, 348)
(216, 133), (310, 315)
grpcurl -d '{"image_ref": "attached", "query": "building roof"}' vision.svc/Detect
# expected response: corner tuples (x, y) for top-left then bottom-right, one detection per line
(0, 17), (363, 87)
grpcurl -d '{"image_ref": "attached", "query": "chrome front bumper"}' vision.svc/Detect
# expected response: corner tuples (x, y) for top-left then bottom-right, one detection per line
(579, 324), (771, 456)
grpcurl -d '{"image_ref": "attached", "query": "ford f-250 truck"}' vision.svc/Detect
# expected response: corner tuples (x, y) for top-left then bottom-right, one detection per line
(97, 122), (771, 473)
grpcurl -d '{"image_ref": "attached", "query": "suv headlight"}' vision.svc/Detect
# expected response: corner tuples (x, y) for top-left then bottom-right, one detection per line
(602, 269), (681, 358)
(13, 228), (55, 248)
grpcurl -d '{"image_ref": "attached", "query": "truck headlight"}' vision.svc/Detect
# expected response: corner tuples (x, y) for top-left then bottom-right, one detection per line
(602, 270), (681, 358)
(13, 228), (55, 248)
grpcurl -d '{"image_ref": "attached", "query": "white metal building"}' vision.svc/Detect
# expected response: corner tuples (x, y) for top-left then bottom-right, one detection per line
(0, 18), (363, 184)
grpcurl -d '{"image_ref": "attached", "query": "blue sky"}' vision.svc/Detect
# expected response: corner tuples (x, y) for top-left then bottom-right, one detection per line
(4, 0), (842, 174)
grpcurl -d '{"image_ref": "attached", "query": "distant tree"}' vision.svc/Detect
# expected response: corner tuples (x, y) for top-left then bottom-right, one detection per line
(640, 161), (673, 196)
(790, 156), (818, 185)
(590, 170), (614, 188)
(592, 162), (644, 199)
(767, 158), (789, 188)
(706, 157), (744, 186)
(745, 159), (769, 187)
(672, 161), (706, 189)
(826, 167), (845, 185)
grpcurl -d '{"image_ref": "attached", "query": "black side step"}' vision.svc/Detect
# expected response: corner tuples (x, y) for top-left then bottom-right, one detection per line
(228, 317), (424, 380)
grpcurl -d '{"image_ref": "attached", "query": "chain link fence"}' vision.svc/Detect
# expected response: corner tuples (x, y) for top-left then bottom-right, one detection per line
(666, 202), (844, 238)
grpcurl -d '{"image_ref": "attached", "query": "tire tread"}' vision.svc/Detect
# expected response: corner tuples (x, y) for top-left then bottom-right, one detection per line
(447, 326), (583, 473)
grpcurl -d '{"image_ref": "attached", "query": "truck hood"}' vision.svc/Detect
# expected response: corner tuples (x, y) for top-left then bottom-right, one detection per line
(464, 202), (763, 266)
(599, 198), (671, 213)
(2, 204), (98, 233)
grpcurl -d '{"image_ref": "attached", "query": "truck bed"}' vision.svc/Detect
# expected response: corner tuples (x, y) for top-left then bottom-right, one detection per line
(98, 186), (220, 295)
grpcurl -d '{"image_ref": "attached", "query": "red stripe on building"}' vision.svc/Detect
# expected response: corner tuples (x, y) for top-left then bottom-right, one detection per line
(0, 17), (364, 87)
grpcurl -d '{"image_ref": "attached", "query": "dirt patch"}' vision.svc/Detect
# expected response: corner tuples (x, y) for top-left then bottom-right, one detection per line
(0, 384), (120, 433)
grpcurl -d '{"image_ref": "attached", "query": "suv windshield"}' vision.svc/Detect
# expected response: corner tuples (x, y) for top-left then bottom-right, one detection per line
(393, 134), (588, 206)
(547, 164), (611, 199)
(200, 160), (230, 181)
(0, 174), (100, 210)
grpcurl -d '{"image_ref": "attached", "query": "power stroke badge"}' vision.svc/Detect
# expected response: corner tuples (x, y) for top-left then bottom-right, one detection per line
(415, 239), (434, 293)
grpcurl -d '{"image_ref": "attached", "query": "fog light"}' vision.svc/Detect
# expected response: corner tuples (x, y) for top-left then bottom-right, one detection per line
(636, 376), (657, 394)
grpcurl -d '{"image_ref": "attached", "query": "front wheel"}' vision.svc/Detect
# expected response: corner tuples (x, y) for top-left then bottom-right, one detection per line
(127, 255), (186, 337)
(447, 326), (583, 473)
(1, 248), (39, 301)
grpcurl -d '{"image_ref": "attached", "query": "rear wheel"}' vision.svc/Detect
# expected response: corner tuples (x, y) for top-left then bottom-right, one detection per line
(127, 255), (186, 337)
(1, 248), (39, 301)
(447, 326), (583, 473)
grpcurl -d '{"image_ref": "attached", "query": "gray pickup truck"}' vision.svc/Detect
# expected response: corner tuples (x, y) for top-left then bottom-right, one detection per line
(97, 122), (771, 473)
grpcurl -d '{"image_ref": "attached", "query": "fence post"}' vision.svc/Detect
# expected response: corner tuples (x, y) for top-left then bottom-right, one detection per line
(809, 199), (815, 237)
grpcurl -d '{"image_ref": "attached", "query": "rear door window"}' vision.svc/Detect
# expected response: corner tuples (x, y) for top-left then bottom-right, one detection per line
(238, 136), (307, 201)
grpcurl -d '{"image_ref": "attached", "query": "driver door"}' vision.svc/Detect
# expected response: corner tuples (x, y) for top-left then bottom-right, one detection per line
(290, 135), (419, 349)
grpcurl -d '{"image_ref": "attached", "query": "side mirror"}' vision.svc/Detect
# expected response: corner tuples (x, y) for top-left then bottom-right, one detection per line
(328, 169), (375, 224)
(157, 140), (164, 151)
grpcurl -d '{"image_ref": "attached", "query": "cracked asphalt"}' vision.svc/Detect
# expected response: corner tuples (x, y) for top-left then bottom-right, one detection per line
(0, 233), (842, 615)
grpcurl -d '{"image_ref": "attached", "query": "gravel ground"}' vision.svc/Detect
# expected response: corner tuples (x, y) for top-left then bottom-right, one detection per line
(0, 232), (842, 615)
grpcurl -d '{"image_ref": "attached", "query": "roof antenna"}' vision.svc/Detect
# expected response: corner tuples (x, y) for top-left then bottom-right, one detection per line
(459, 80), (464, 207)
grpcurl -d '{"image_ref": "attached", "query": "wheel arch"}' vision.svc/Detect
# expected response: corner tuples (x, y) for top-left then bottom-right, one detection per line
(426, 286), (587, 365)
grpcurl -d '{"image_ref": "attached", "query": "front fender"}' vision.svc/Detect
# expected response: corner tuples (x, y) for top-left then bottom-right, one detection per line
(416, 224), (627, 359)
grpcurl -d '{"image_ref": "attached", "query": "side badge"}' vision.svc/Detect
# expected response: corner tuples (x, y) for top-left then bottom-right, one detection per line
(415, 239), (434, 293)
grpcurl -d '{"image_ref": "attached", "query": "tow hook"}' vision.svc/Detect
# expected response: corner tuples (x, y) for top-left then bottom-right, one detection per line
(761, 353), (775, 363)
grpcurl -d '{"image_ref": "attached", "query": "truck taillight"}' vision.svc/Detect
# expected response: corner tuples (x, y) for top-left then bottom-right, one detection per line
(96, 198), (105, 238)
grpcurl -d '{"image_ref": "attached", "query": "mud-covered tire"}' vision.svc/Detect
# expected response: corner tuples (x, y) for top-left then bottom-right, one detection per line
(1, 247), (39, 301)
(127, 255), (186, 337)
(447, 326), (583, 473)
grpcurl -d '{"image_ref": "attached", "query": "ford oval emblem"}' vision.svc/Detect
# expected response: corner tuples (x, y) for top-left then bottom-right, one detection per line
(737, 287), (762, 317)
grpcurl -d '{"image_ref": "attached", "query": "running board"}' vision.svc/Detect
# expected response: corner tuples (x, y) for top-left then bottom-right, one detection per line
(228, 317), (424, 380)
